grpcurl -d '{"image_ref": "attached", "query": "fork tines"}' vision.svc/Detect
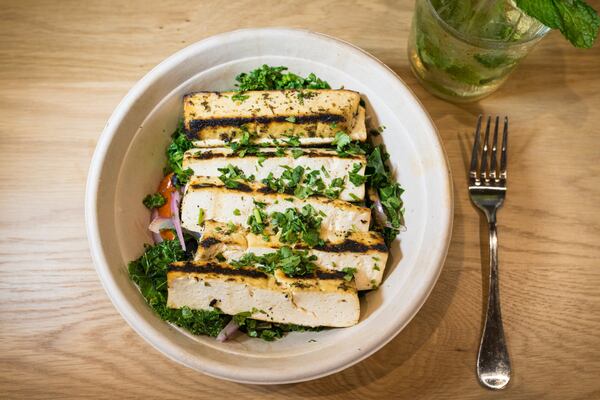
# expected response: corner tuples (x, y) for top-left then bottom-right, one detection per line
(469, 115), (508, 187)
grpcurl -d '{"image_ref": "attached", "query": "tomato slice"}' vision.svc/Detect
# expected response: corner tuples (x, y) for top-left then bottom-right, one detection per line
(157, 173), (176, 218)
(160, 230), (176, 241)
(155, 173), (177, 240)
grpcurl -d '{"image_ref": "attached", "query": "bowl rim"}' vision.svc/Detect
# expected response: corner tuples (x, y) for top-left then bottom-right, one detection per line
(85, 27), (453, 384)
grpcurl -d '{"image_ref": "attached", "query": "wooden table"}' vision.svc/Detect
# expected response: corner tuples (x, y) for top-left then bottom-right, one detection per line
(1, 0), (599, 398)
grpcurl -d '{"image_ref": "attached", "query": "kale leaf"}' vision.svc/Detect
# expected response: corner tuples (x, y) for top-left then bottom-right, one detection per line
(234, 65), (331, 91)
(234, 309), (323, 341)
(165, 121), (194, 186)
(128, 240), (229, 337)
(142, 193), (166, 209)
(366, 146), (405, 244)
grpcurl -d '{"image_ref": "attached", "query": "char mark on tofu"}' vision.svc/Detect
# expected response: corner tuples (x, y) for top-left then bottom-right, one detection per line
(299, 239), (388, 253)
(188, 113), (345, 136)
(189, 182), (253, 193)
(188, 149), (364, 160)
(198, 236), (222, 249)
(169, 262), (269, 279)
(315, 270), (346, 280)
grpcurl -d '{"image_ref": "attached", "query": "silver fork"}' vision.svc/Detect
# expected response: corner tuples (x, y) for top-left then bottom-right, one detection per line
(469, 115), (511, 390)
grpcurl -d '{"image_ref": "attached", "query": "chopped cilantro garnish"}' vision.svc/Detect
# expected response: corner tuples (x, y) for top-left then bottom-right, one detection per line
(270, 205), (324, 247)
(349, 193), (361, 202)
(332, 132), (366, 157)
(291, 148), (304, 159)
(324, 177), (345, 199)
(348, 163), (367, 186)
(142, 193), (166, 209)
(233, 208), (241, 216)
(332, 131), (351, 151)
(247, 200), (268, 234)
(230, 246), (317, 277)
(243, 204), (324, 247)
(366, 145), (405, 244)
(231, 92), (250, 102)
(217, 164), (254, 188)
(233, 308), (322, 341)
(197, 208), (205, 225)
(284, 135), (301, 146)
(261, 166), (345, 200)
(342, 267), (357, 282)
(165, 121), (194, 186)
(257, 154), (266, 167)
(226, 222), (238, 234)
(228, 128), (260, 157)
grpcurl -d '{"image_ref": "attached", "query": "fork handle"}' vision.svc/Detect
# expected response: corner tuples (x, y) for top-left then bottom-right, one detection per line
(477, 221), (511, 389)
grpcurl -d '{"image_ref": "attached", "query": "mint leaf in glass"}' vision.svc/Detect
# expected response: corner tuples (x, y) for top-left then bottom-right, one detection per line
(516, 0), (600, 48)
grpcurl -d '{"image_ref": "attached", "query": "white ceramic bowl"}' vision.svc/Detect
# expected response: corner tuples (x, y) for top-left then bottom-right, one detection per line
(85, 28), (452, 384)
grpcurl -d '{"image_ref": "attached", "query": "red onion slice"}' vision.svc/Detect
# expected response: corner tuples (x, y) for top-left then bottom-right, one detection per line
(170, 190), (186, 251)
(149, 210), (163, 244)
(216, 319), (240, 342)
(368, 187), (390, 228)
(148, 216), (176, 233)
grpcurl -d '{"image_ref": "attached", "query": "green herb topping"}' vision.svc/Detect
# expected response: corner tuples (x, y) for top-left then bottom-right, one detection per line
(261, 166), (345, 200)
(230, 246), (318, 277)
(128, 240), (230, 337)
(231, 92), (250, 102)
(271, 205), (325, 247)
(217, 164), (255, 188)
(165, 122), (194, 186)
(234, 65), (330, 91)
(247, 200), (268, 234)
(348, 163), (367, 186)
(142, 193), (166, 209)
(233, 308), (322, 341)
(342, 267), (357, 282)
(227, 128), (260, 157)
(332, 132), (367, 157)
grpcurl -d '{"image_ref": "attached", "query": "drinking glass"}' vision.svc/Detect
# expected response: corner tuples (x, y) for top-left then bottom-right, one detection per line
(408, 0), (550, 102)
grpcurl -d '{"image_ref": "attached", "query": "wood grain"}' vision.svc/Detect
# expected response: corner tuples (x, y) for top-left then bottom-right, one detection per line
(1, 0), (599, 398)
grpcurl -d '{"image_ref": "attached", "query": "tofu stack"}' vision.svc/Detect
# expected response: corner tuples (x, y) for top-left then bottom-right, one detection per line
(167, 89), (387, 329)
(183, 90), (366, 147)
(168, 262), (359, 328)
(183, 148), (366, 201)
(195, 221), (388, 291)
(180, 176), (371, 234)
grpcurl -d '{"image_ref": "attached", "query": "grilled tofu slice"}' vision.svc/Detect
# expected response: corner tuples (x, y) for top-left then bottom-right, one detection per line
(196, 221), (387, 290)
(183, 90), (367, 147)
(181, 176), (371, 234)
(167, 261), (360, 327)
(182, 147), (366, 201)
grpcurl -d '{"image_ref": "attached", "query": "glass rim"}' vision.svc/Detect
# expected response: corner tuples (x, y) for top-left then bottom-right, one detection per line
(424, 0), (551, 48)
